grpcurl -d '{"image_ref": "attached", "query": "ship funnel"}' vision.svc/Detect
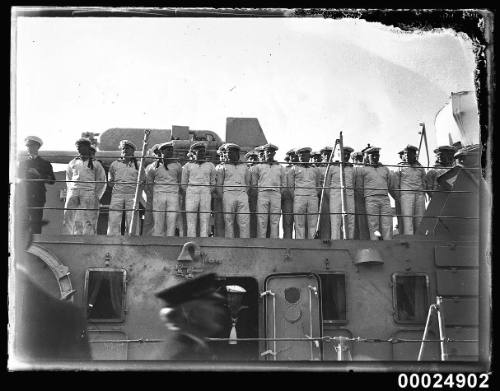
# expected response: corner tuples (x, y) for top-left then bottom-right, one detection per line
(353, 248), (384, 265)
(177, 241), (201, 263)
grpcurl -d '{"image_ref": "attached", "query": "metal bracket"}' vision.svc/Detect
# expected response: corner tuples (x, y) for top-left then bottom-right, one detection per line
(260, 290), (275, 298)
(324, 258), (330, 270)
(307, 285), (318, 296)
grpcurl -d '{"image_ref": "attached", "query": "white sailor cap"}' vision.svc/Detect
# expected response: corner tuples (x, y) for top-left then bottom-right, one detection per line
(24, 136), (43, 147)
(119, 139), (137, 150)
(296, 147), (312, 154)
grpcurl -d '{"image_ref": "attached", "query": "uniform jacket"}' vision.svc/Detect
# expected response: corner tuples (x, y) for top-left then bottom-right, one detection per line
(393, 161), (426, 191)
(216, 163), (250, 197)
(108, 160), (139, 194)
(18, 156), (55, 203)
(181, 161), (216, 192)
(356, 163), (394, 197)
(251, 162), (286, 193)
(67, 157), (106, 195)
(146, 161), (182, 193)
(288, 164), (320, 197)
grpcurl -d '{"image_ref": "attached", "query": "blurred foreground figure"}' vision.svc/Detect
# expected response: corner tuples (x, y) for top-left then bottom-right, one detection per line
(13, 223), (91, 363)
(154, 273), (226, 360)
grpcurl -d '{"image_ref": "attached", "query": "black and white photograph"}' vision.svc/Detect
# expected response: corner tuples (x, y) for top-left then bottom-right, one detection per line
(8, 7), (493, 376)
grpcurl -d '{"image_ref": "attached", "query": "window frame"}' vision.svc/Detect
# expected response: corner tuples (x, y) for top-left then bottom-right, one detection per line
(83, 267), (127, 323)
(391, 272), (430, 325)
(317, 272), (348, 325)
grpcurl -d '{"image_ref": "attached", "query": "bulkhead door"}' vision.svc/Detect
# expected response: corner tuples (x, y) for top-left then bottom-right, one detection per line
(263, 273), (322, 360)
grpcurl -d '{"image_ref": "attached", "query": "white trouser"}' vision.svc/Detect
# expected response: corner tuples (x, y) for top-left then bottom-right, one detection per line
(107, 192), (135, 235)
(329, 191), (355, 240)
(365, 195), (393, 240)
(223, 191), (250, 238)
(152, 191), (179, 237)
(257, 191), (281, 238)
(185, 187), (211, 237)
(293, 194), (319, 239)
(400, 191), (426, 235)
(62, 189), (97, 235)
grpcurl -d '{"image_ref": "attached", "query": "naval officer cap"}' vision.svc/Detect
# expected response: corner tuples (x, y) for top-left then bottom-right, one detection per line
(155, 273), (221, 307)
(119, 139), (137, 150)
(403, 144), (418, 152)
(320, 146), (333, 153)
(285, 148), (296, 156)
(224, 143), (241, 151)
(190, 141), (207, 151)
(159, 141), (174, 150)
(75, 137), (92, 147)
(25, 136), (43, 147)
(262, 143), (279, 151)
(434, 145), (456, 154)
(365, 147), (380, 154)
(351, 151), (363, 158)
(342, 146), (354, 153)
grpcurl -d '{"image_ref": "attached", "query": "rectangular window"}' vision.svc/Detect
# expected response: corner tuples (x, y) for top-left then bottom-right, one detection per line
(319, 273), (347, 323)
(392, 274), (429, 323)
(84, 269), (126, 323)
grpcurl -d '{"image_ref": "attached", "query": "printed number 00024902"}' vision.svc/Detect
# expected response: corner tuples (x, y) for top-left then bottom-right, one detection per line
(397, 373), (490, 389)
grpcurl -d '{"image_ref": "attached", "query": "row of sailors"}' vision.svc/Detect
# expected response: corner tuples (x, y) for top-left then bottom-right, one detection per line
(57, 137), (460, 240)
